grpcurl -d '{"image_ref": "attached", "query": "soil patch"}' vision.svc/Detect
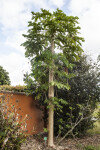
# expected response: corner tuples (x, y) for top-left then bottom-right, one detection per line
(21, 134), (100, 150)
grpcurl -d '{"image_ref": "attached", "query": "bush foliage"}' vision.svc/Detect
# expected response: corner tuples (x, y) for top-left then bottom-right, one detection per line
(54, 55), (100, 137)
(0, 95), (26, 150)
(0, 66), (10, 85)
(24, 55), (100, 137)
(0, 85), (27, 93)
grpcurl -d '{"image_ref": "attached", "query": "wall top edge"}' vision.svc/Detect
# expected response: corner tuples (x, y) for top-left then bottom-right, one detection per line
(0, 90), (26, 95)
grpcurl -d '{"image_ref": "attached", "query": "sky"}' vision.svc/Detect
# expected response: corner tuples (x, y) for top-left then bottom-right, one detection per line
(0, 0), (100, 85)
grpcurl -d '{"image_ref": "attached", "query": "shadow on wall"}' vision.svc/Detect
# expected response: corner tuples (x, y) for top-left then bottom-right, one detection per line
(0, 91), (44, 135)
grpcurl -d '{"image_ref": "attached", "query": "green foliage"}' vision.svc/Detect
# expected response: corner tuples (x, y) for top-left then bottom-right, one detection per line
(22, 8), (100, 141)
(54, 55), (100, 136)
(87, 121), (100, 135)
(0, 66), (10, 85)
(22, 8), (84, 107)
(0, 96), (26, 150)
(43, 128), (48, 133)
(83, 145), (100, 150)
(75, 144), (100, 150)
(93, 104), (100, 122)
(75, 143), (83, 149)
(76, 144), (100, 150)
(22, 9), (84, 145)
(0, 85), (27, 93)
(97, 111), (100, 121)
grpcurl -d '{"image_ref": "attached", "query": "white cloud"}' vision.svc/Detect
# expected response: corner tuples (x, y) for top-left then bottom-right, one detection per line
(0, 0), (65, 32)
(0, 0), (57, 85)
(6, 30), (27, 53)
(0, 0), (54, 52)
(0, 0), (99, 86)
(0, 0), (26, 30)
(69, 0), (100, 60)
(0, 0), (52, 32)
(69, 0), (98, 15)
(49, 0), (65, 8)
(0, 53), (31, 85)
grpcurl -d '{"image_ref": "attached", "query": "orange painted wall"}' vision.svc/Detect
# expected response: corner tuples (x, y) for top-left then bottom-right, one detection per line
(0, 91), (44, 135)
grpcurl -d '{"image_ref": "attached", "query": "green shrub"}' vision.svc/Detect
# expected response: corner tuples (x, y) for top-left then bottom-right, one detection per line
(83, 145), (100, 150)
(54, 55), (99, 137)
(0, 85), (27, 93)
(84, 145), (96, 150)
(75, 143), (83, 149)
(0, 95), (26, 150)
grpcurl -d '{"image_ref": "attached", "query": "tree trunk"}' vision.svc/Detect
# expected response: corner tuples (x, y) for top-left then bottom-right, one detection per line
(48, 35), (54, 147)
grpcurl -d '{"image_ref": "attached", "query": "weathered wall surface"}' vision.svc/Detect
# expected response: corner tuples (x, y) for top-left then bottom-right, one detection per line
(0, 91), (44, 135)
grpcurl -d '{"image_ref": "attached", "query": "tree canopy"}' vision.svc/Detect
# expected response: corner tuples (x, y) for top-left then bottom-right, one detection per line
(0, 66), (10, 85)
(22, 8), (84, 100)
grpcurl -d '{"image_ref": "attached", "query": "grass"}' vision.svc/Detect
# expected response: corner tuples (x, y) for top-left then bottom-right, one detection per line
(76, 144), (100, 150)
(87, 121), (100, 135)
(83, 145), (100, 150)
(77, 104), (100, 150)
(87, 104), (100, 135)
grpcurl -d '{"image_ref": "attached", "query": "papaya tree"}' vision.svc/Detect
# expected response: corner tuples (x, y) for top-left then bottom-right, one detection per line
(22, 8), (84, 147)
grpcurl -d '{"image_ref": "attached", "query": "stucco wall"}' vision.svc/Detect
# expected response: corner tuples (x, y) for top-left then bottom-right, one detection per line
(0, 91), (44, 135)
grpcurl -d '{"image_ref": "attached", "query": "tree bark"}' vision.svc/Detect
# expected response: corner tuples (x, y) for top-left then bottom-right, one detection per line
(48, 35), (54, 147)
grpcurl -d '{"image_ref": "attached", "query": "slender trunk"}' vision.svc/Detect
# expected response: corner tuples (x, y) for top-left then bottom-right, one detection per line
(48, 35), (54, 147)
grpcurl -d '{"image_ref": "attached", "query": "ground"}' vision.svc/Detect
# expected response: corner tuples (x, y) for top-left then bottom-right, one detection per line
(21, 134), (100, 150)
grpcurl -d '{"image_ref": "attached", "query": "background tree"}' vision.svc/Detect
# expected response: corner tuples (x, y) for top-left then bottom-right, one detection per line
(97, 55), (100, 85)
(0, 66), (10, 85)
(22, 9), (84, 146)
(54, 55), (100, 138)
